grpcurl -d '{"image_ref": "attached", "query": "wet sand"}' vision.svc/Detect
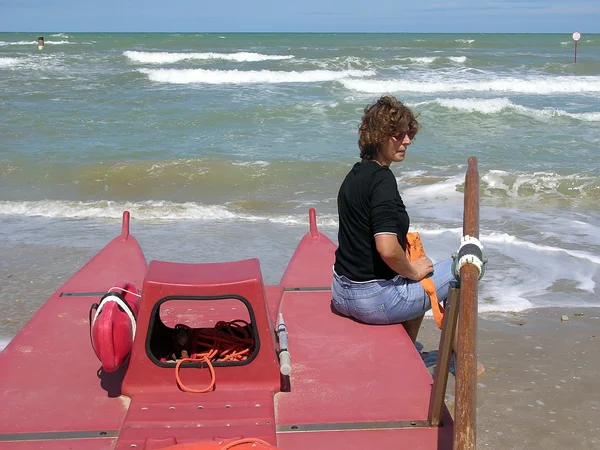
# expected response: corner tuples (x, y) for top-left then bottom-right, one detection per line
(417, 308), (600, 450)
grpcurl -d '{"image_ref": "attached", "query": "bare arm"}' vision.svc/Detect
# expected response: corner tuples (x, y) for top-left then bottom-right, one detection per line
(375, 234), (433, 281)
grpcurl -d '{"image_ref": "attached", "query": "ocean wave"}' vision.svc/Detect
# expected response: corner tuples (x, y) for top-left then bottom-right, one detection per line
(139, 68), (376, 84)
(0, 40), (37, 46)
(2, 158), (597, 208)
(124, 50), (294, 64)
(413, 97), (600, 122)
(0, 40), (72, 46)
(8, 198), (594, 266)
(340, 76), (600, 94)
(481, 170), (600, 202)
(0, 199), (339, 227)
(402, 56), (467, 64)
(402, 175), (465, 201)
(483, 232), (600, 265)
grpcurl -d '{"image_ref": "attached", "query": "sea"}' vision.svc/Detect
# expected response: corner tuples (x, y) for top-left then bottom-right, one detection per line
(1, 32), (599, 351)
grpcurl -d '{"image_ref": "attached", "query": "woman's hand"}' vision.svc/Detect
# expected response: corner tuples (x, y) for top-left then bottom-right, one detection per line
(409, 256), (434, 281)
(376, 234), (435, 280)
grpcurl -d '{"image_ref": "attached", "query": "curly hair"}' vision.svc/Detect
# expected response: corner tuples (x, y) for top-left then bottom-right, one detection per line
(358, 96), (421, 161)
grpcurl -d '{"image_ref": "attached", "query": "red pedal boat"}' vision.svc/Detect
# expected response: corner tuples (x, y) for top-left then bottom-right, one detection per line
(0, 159), (482, 450)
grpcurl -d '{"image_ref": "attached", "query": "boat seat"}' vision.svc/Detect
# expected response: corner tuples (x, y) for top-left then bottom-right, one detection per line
(275, 290), (434, 424)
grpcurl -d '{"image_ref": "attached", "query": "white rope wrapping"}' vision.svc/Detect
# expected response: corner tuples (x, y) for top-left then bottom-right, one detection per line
(91, 294), (137, 341)
(457, 235), (484, 277)
(108, 286), (141, 298)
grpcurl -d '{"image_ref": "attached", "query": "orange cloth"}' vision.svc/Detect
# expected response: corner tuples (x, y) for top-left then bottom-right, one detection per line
(405, 232), (445, 329)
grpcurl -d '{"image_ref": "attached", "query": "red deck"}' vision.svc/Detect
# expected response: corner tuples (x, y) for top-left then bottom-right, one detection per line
(0, 210), (453, 449)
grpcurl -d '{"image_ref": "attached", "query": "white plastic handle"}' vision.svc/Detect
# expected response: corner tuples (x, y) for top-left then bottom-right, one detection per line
(279, 351), (292, 376)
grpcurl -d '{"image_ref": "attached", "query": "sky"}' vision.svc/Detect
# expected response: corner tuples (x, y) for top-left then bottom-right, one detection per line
(0, 0), (598, 33)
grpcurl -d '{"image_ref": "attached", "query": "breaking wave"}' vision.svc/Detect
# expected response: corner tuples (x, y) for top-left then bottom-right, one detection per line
(140, 68), (376, 84)
(124, 50), (294, 64)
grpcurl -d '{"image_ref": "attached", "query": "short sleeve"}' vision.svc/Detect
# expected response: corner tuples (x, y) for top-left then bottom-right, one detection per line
(370, 169), (399, 235)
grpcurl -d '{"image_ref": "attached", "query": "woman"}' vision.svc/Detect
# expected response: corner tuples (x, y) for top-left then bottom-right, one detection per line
(331, 95), (455, 344)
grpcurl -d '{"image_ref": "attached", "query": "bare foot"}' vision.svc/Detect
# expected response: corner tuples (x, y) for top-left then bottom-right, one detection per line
(477, 361), (486, 377)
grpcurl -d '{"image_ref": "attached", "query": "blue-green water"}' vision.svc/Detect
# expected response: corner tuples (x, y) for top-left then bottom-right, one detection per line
(1, 32), (600, 346)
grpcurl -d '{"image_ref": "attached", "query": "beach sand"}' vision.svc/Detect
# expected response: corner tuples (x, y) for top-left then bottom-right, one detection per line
(417, 308), (600, 450)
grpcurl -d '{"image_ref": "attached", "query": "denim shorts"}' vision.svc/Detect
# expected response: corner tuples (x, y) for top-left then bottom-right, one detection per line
(331, 259), (454, 324)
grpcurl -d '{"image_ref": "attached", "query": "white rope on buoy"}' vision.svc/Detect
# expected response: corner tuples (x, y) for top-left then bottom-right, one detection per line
(452, 235), (486, 281)
(457, 235), (484, 277)
(91, 293), (137, 341)
(108, 286), (141, 297)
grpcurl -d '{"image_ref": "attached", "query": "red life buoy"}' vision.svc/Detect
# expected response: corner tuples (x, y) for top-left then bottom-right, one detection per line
(89, 280), (141, 372)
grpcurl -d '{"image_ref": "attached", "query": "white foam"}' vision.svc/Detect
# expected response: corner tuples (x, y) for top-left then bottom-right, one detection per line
(413, 224), (599, 311)
(124, 50), (293, 64)
(44, 40), (73, 45)
(456, 39), (475, 44)
(231, 160), (270, 167)
(481, 170), (598, 199)
(0, 338), (10, 353)
(0, 199), (339, 227)
(414, 97), (600, 122)
(0, 200), (237, 221)
(415, 227), (463, 236)
(405, 56), (437, 64)
(482, 232), (600, 266)
(477, 287), (536, 314)
(0, 40), (72, 46)
(397, 170), (427, 180)
(0, 57), (20, 68)
(0, 40), (37, 46)
(140, 68), (376, 85)
(402, 56), (467, 65)
(341, 76), (600, 94)
(402, 175), (464, 202)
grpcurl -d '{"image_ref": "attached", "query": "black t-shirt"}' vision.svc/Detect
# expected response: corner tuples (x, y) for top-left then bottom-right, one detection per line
(334, 161), (410, 282)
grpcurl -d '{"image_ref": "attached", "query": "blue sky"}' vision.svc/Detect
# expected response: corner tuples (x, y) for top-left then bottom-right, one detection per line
(0, 0), (598, 33)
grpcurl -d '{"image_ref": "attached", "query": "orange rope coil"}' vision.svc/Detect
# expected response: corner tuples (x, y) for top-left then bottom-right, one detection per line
(161, 437), (278, 449)
(221, 438), (274, 449)
(174, 320), (255, 393)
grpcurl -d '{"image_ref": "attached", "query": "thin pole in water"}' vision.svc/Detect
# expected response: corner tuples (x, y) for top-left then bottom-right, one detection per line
(572, 31), (581, 64)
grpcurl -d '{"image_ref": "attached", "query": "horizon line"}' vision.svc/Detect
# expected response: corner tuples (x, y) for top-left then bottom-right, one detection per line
(1, 30), (596, 35)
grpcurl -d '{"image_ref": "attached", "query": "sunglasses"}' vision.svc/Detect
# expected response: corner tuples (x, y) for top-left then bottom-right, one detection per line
(392, 130), (415, 141)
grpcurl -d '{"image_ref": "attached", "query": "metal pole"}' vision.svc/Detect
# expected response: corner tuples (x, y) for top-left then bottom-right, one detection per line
(428, 284), (460, 427)
(453, 157), (479, 450)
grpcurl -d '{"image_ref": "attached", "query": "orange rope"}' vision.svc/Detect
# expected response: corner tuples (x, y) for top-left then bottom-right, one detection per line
(174, 320), (254, 393)
(405, 232), (446, 329)
(221, 438), (273, 449)
(175, 356), (216, 393)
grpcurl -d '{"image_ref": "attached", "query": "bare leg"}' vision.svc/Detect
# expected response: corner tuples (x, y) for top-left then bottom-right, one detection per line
(401, 314), (425, 343)
(452, 324), (485, 376)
